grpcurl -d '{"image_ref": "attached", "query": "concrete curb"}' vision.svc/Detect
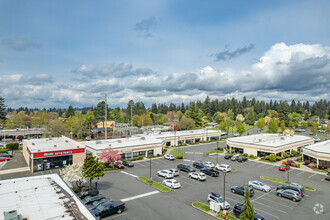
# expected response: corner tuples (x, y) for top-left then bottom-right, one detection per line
(259, 176), (317, 191)
(191, 202), (219, 219)
(137, 176), (171, 192)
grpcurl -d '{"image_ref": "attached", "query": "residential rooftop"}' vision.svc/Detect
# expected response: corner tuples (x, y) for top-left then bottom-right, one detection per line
(304, 140), (330, 154)
(227, 134), (314, 148)
(82, 137), (164, 151)
(23, 136), (85, 153)
(0, 174), (95, 220)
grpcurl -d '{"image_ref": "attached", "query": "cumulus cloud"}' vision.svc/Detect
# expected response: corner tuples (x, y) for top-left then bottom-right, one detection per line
(213, 44), (255, 61)
(2, 38), (41, 51)
(1, 42), (330, 108)
(73, 63), (155, 78)
(134, 16), (157, 38)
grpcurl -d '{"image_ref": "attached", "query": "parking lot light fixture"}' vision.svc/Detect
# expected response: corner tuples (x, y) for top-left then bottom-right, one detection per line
(223, 172), (226, 205)
(216, 142), (219, 165)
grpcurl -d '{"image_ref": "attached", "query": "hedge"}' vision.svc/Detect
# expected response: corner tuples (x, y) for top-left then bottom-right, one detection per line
(0, 149), (8, 153)
(6, 143), (19, 150)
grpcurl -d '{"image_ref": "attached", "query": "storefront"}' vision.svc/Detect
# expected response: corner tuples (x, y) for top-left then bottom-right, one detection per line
(23, 136), (86, 173)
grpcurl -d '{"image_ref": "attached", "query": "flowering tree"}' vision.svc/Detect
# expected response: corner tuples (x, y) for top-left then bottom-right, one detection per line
(60, 163), (87, 191)
(99, 149), (122, 167)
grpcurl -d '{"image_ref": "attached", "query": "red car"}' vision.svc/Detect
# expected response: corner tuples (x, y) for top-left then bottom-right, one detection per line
(278, 165), (290, 171)
(0, 157), (10, 162)
(114, 161), (124, 169)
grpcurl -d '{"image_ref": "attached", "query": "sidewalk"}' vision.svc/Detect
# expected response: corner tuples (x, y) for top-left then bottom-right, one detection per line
(0, 167), (30, 175)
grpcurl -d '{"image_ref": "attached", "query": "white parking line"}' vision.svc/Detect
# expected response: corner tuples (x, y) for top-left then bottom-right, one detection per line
(183, 159), (192, 162)
(266, 165), (274, 169)
(157, 160), (168, 164)
(308, 173), (317, 178)
(257, 164), (266, 168)
(178, 179), (193, 186)
(251, 189), (275, 202)
(152, 160), (160, 164)
(296, 171), (304, 176)
(254, 208), (280, 219)
(321, 178), (325, 182)
(258, 196), (294, 209)
(185, 152), (194, 154)
(120, 171), (138, 178)
(121, 191), (160, 202)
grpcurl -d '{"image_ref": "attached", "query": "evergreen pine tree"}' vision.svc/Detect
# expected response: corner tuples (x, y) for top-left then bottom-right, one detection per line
(239, 185), (256, 220)
(0, 96), (6, 121)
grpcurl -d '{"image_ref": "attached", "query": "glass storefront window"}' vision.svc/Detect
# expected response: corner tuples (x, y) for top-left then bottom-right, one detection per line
(33, 155), (73, 172)
(133, 152), (139, 158)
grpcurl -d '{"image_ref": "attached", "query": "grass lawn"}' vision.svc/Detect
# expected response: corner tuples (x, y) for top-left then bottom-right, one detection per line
(312, 168), (328, 173)
(205, 150), (223, 155)
(260, 176), (315, 191)
(192, 202), (211, 212)
(232, 168), (237, 172)
(259, 159), (276, 163)
(170, 150), (184, 159)
(138, 177), (171, 192)
(217, 212), (238, 220)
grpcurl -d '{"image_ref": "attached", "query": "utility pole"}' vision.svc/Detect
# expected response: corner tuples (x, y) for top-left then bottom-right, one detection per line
(223, 172), (226, 205)
(216, 142), (219, 165)
(105, 94), (107, 140)
(130, 103), (133, 126)
(149, 154), (152, 182)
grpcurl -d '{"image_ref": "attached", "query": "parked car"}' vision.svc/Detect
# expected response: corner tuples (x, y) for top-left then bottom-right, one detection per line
(0, 157), (10, 162)
(169, 168), (179, 176)
(123, 161), (134, 167)
(276, 183), (304, 197)
(233, 133), (239, 137)
(78, 188), (99, 199)
(233, 203), (265, 219)
(189, 172), (206, 181)
(114, 161), (125, 169)
(276, 189), (301, 202)
(177, 164), (196, 173)
(90, 200), (126, 218)
(193, 161), (207, 169)
(215, 164), (231, 172)
(157, 170), (174, 178)
(83, 195), (107, 205)
(236, 157), (248, 162)
(325, 171), (330, 181)
(231, 185), (254, 197)
(0, 153), (13, 158)
(231, 155), (239, 161)
(200, 167), (219, 177)
(164, 154), (175, 160)
(278, 164), (290, 171)
(314, 138), (321, 142)
(203, 161), (215, 168)
(162, 179), (181, 189)
(248, 181), (271, 192)
(87, 198), (112, 210)
(207, 192), (230, 210)
(224, 154), (233, 159)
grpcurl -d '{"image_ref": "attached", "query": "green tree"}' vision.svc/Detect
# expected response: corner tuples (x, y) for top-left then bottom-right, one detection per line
(257, 118), (265, 129)
(66, 105), (75, 118)
(185, 102), (203, 127)
(177, 116), (195, 130)
(245, 108), (256, 125)
(239, 185), (255, 220)
(94, 101), (107, 122)
(280, 120), (286, 133)
(268, 118), (278, 133)
(236, 120), (245, 136)
(327, 120), (330, 134)
(64, 113), (87, 138)
(311, 121), (317, 134)
(138, 114), (153, 126)
(0, 96), (6, 121)
(300, 121), (308, 129)
(47, 119), (65, 137)
(219, 121), (230, 134)
(4, 111), (23, 128)
(82, 155), (104, 188)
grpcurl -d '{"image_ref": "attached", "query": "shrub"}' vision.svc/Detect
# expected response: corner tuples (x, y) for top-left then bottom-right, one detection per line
(282, 160), (287, 165)
(260, 156), (265, 160)
(304, 160), (310, 165)
(283, 152), (288, 159)
(269, 154), (277, 162)
(291, 150), (300, 156)
(290, 154), (295, 157)
(0, 149), (8, 153)
(6, 143), (19, 150)
(249, 154), (254, 158)
(138, 155), (144, 160)
(308, 163), (316, 169)
(291, 163), (297, 167)
(265, 156), (270, 160)
(296, 163), (301, 168)
(231, 150), (236, 154)
(296, 157), (302, 162)
(165, 146), (169, 148)
(176, 155), (183, 159)
(287, 160), (295, 166)
(276, 156), (282, 161)
(318, 165), (329, 170)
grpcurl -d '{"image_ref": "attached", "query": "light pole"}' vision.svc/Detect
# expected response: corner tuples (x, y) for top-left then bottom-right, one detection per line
(216, 142), (219, 165)
(223, 172), (226, 205)
(149, 153), (153, 182)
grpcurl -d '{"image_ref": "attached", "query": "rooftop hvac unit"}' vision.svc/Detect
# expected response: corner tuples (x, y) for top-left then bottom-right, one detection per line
(281, 137), (285, 140)
(3, 210), (22, 220)
(140, 137), (146, 140)
(96, 141), (101, 144)
(117, 140), (122, 143)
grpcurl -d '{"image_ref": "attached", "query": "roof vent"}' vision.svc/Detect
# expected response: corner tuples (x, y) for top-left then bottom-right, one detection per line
(65, 140), (69, 143)
(117, 140), (122, 143)
(281, 137), (285, 140)
(54, 145), (57, 147)
(32, 143), (35, 145)
(96, 141), (101, 144)
(108, 144), (111, 146)
(140, 137), (146, 140)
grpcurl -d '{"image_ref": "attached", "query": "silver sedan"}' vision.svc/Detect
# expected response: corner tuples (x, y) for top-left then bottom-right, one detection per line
(248, 180), (271, 192)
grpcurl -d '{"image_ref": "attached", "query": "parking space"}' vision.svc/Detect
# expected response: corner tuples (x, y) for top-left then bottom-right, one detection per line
(98, 143), (329, 220)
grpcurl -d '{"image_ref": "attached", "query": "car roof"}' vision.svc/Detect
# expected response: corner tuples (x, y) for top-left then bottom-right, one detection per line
(210, 192), (220, 197)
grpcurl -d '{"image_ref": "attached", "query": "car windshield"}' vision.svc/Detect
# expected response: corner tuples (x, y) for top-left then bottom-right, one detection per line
(215, 197), (224, 203)
(200, 174), (205, 176)
(259, 182), (264, 186)
(173, 181), (179, 184)
(117, 162), (122, 165)
(96, 205), (104, 211)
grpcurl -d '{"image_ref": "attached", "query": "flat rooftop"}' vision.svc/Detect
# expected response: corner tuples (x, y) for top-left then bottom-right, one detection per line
(23, 136), (85, 153)
(227, 134), (313, 148)
(304, 140), (330, 154)
(82, 137), (163, 151)
(0, 174), (95, 220)
(134, 129), (221, 139)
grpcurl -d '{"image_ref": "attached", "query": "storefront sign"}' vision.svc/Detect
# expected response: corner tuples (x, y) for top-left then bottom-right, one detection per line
(32, 148), (85, 159)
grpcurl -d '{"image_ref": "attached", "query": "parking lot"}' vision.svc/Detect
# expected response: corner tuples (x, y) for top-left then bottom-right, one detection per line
(98, 143), (329, 220)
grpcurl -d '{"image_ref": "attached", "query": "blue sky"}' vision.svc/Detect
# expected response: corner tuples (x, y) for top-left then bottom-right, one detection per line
(0, 0), (329, 108)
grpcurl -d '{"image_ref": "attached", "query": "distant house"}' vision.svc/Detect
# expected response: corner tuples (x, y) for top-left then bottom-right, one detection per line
(204, 122), (219, 128)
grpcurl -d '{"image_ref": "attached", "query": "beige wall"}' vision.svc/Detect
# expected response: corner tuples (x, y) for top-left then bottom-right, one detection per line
(227, 138), (314, 156)
(302, 149), (330, 164)
(22, 142), (31, 167)
(73, 153), (86, 164)
(163, 133), (220, 146)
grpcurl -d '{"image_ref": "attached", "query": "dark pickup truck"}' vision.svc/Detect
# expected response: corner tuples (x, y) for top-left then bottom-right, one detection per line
(91, 200), (125, 219)
(200, 168), (219, 177)
(78, 188), (99, 199)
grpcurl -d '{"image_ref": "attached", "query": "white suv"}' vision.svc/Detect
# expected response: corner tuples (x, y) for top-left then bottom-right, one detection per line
(215, 164), (231, 172)
(164, 155), (175, 160)
(157, 170), (174, 178)
(203, 162), (215, 168)
(189, 172), (207, 181)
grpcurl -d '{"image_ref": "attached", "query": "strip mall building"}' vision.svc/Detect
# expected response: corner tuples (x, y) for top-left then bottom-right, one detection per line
(23, 136), (86, 173)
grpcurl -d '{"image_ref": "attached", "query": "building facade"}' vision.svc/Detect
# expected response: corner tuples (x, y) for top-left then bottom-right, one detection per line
(23, 136), (86, 173)
(302, 140), (330, 167)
